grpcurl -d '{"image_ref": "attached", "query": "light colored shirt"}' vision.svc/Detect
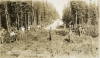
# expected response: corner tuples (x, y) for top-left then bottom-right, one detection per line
(21, 27), (25, 33)
(10, 31), (15, 37)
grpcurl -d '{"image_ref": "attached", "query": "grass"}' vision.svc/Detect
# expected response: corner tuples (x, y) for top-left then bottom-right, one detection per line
(0, 28), (99, 58)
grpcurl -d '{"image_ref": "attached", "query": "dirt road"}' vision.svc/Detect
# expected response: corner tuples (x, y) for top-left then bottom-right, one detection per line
(45, 19), (63, 30)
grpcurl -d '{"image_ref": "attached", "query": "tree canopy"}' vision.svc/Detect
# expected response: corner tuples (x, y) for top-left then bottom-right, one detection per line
(62, 1), (99, 27)
(0, 1), (60, 30)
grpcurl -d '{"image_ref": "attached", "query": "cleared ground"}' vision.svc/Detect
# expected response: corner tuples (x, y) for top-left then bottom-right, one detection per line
(0, 28), (99, 58)
(0, 19), (99, 58)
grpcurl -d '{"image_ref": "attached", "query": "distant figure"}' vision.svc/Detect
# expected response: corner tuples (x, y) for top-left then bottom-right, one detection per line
(28, 26), (31, 30)
(0, 28), (5, 44)
(37, 25), (42, 29)
(79, 26), (82, 36)
(10, 30), (15, 37)
(9, 30), (16, 43)
(82, 28), (85, 35)
(21, 26), (25, 34)
(14, 27), (17, 32)
(18, 29), (22, 40)
(68, 29), (72, 42)
(48, 27), (52, 41)
(30, 25), (33, 30)
(69, 24), (72, 30)
(20, 26), (25, 40)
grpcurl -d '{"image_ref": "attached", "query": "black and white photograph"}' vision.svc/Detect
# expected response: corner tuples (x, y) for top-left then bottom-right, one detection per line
(0, 0), (99, 58)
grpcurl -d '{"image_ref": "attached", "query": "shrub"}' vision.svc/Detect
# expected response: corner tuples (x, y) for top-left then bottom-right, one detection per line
(84, 25), (99, 38)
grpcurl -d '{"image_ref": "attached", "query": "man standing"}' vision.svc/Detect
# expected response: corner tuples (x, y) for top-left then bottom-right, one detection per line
(68, 29), (72, 42)
(79, 26), (82, 36)
(0, 28), (5, 44)
(48, 27), (52, 41)
(20, 26), (25, 40)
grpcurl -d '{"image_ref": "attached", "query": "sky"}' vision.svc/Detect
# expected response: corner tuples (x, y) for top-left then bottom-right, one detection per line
(0, 0), (99, 19)
(47, 0), (99, 19)
(47, 0), (70, 19)
(48, 0), (99, 19)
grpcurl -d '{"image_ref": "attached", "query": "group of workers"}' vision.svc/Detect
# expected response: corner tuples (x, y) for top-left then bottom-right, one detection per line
(0, 26), (27, 44)
(0, 23), (85, 44)
(68, 24), (85, 42)
(0, 24), (44, 44)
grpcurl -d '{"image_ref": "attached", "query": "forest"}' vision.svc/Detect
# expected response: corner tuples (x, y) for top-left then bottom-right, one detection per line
(0, 1), (60, 31)
(62, 1), (99, 37)
(0, 1), (99, 58)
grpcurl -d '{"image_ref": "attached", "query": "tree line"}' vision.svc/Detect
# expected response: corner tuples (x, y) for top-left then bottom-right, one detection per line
(62, 1), (99, 27)
(0, 1), (60, 31)
(62, 1), (99, 37)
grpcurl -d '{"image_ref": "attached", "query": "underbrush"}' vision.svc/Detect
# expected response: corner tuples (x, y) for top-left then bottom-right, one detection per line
(84, 25), (99, 38)
(0, 27), (99, 58)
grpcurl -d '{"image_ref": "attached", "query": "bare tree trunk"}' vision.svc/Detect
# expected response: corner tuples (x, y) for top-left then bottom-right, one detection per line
(8, 14), (11, 30)
(34, 12), (36, 25)
(76, 10), (77, 27)
(17, 13), (19, 30)
(0, 13), (1, 28)
(82, 18), (83, 25)
(6, 14), (9, 32)
(31, 0), (33, 25)
(28, 13), (30, 27)
(31, 12), (33, 25)
(25, 13), (26, 30)
(20, 0), (22, 27)
(16, 16), (17, 27)
(5, 1), (10, 32)
(25, 12), (27, 44)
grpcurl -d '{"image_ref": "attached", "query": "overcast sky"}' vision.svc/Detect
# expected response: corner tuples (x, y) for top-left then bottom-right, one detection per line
(47, 0), (99, 19)
(47, 0), (70, 19)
